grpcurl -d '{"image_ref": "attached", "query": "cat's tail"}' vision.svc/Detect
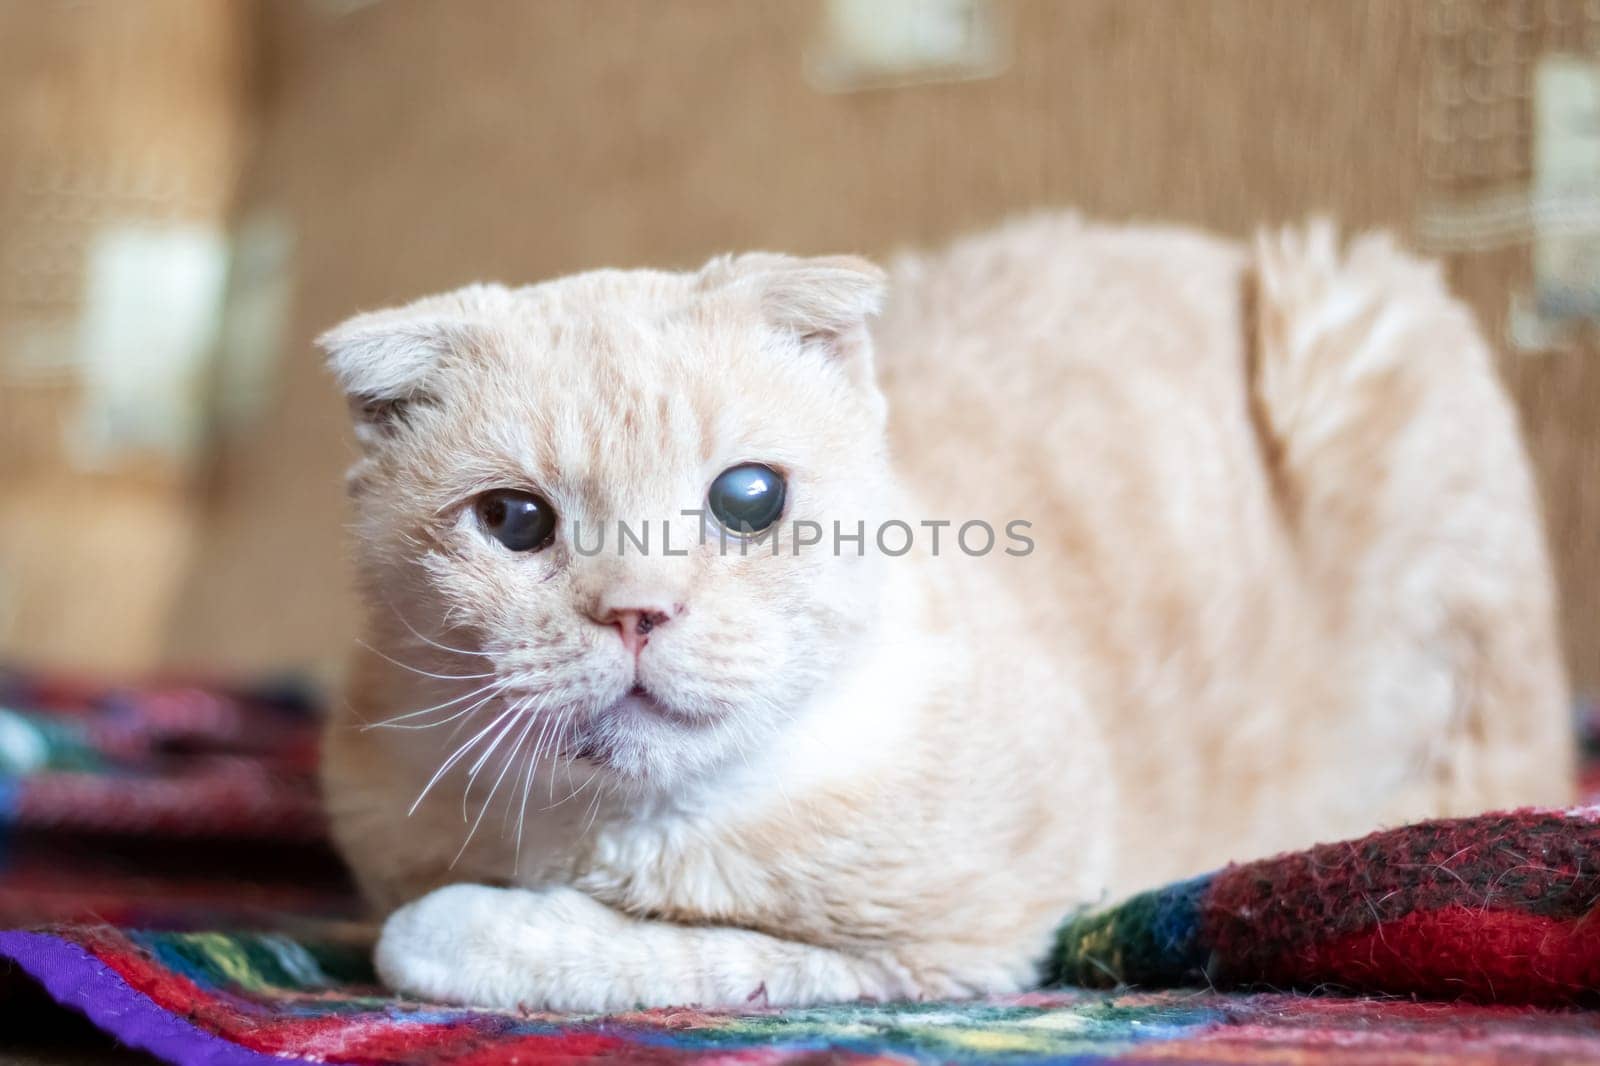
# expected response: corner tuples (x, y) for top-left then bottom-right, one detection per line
(1246, 222), (1572, 815)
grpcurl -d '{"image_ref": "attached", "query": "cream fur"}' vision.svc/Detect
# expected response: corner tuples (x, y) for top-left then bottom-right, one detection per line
(319, 215), (1571, 1012)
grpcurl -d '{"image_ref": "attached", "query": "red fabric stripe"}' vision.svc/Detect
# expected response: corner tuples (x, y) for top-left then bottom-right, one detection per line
(1285, 904), (1600, 1003)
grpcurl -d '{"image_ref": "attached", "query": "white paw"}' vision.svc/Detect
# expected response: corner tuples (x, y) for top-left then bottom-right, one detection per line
(375, 882), (623, 1011)
(374, 881), (914, 1011)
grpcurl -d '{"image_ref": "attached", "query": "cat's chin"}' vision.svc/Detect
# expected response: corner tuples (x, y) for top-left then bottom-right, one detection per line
(563, 686), (712, 775)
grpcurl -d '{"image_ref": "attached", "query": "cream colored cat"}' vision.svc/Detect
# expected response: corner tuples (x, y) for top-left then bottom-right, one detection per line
(319, 215), (1571, 1012)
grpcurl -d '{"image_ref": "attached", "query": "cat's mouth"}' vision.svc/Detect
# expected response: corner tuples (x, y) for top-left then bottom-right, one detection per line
(563, 683), (705, 766)
(617, 683), (698, 725)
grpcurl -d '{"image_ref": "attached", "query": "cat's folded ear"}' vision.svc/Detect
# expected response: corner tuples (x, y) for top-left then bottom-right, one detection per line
(749, 255), (887, 342)
(702, 253), (889, 416)
(316, 285), (504, 446)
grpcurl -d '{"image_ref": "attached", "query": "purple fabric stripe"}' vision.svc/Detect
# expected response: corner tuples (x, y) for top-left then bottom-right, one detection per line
(0, 931), (297, 1066)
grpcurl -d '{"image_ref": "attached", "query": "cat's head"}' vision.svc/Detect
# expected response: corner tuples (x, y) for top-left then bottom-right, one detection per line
(322, 254), (897, 791)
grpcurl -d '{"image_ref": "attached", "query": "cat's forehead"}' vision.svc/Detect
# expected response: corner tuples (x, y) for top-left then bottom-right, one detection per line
(324, 256), (882, 502)
(461, 274), (795, 414)
(429, 279), (793, 502)
(493, 268), (720, 351)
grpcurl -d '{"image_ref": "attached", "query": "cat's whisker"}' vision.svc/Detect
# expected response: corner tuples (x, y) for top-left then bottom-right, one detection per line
(362, 676), (510, 731)
(462, 695), (526, 781)
(555, 703), (586, 766)
(409, 695), (507, 809)
(454, 706), (541, 868)
(461, 695), (532, 820)
(521, 697), (558, 781)
(525, 691), (572, 770)
(439, 690), (496, 747)
(501, 729), (536, 837)
(365, 701), (491, 732)
(513, 699), (563, 875)
(499, 697), (539, 835)
(503, 697), (554, 823)
(542, 709), (569, 804)
(542, 762), (602, 812)
(382, 599), (496, 658)
(408, 695), (520, 816)
(357, 639), (496, 681)
(533, 701), (577, 800)
(579, 774), (609, 838)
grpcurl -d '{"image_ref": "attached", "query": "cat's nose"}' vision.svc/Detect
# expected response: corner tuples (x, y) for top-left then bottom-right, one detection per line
(591, 603), (677, 657)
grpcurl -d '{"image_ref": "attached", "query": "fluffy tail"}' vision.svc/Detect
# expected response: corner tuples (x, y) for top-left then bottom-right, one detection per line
(1247, 223), (1571, 814)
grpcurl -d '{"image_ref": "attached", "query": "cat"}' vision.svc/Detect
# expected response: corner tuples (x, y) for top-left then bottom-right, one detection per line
(318, 215), (1571, 1011)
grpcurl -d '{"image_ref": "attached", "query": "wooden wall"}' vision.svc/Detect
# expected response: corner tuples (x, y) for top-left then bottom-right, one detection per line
(5, 2), (1595, 692)
(0, 0), (252, 671)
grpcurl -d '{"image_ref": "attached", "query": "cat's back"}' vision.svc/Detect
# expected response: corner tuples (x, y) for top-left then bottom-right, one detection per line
(874, 216), (1569, 891)
(875, 213), (1258, 514)
(873, 214), (1282, 624)
(872, 215), (1308, 887)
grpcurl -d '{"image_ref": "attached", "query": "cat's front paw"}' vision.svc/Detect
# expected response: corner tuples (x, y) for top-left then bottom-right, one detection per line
(374, 880), (921, 1011)
(376, 882), (623, 1010)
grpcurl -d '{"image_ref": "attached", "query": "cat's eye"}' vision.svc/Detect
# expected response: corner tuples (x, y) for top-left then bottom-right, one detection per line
(707, 463), (786, 535)
(474, 489), (557, 552)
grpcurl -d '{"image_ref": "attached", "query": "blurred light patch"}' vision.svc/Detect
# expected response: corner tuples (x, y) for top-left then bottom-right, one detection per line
(806, 0), (1008, 93)
(71, 224), (228, 467)
(1533, 56), (1600, 321)
(1418, 0), (1600, 351)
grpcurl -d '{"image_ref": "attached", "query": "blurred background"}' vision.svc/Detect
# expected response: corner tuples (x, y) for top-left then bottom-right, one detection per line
(1, 0), (1596, 702)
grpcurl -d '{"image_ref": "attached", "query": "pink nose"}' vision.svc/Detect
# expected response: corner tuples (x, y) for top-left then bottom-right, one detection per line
(598, 607), (672, 657)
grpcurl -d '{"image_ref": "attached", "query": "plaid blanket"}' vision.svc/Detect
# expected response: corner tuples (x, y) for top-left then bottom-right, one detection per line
(3, 670), (1599, 1065)
(0, 670), (353, 930)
